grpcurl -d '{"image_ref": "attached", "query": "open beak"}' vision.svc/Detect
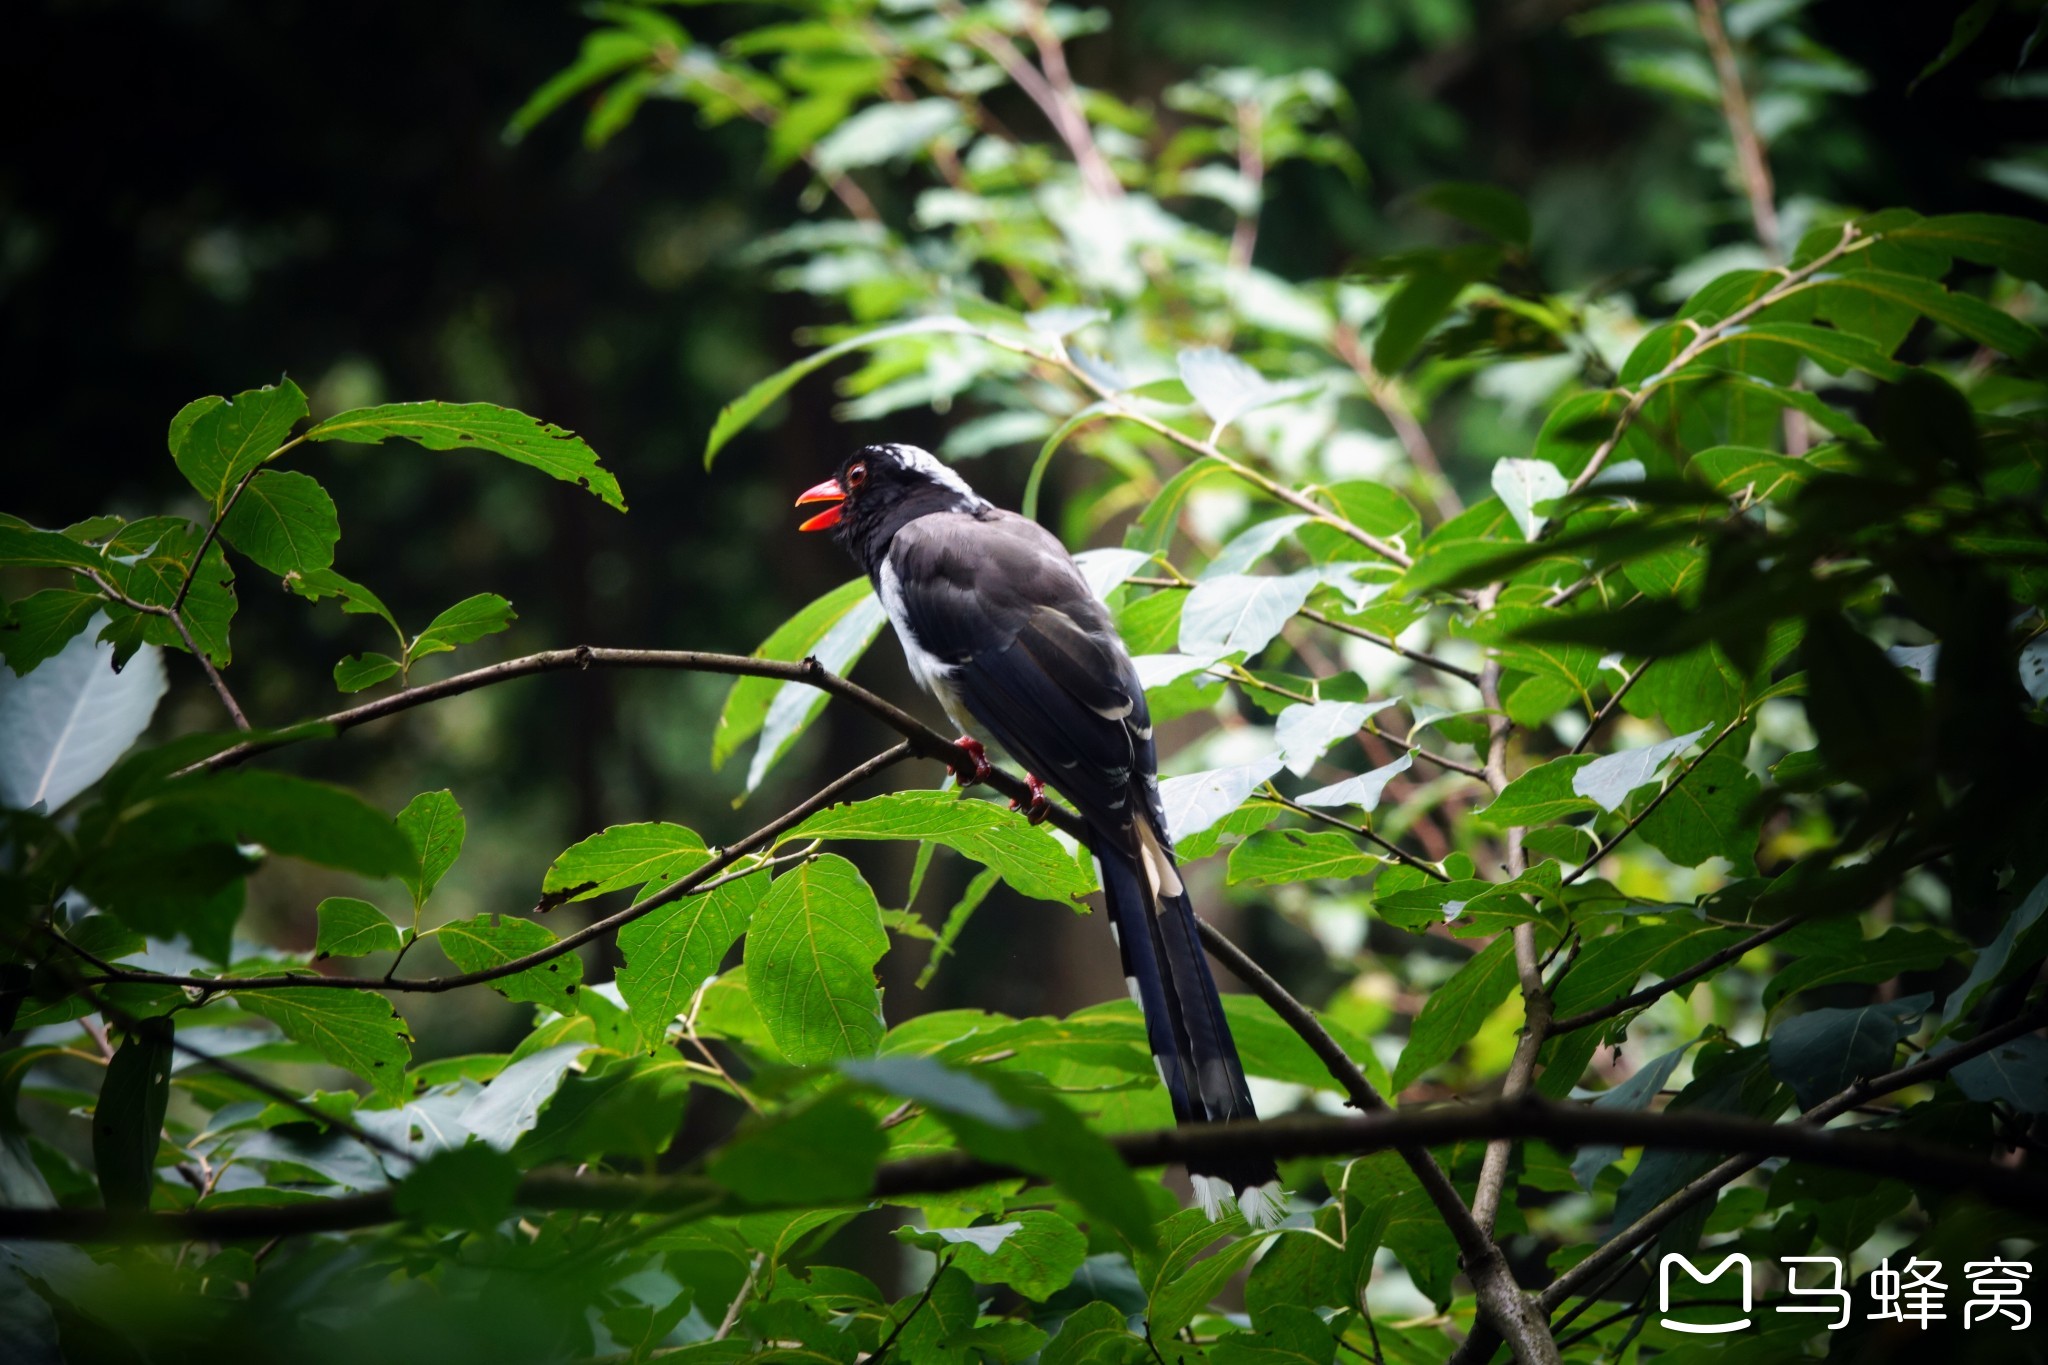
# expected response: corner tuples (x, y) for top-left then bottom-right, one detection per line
(795, 477), (845, 532)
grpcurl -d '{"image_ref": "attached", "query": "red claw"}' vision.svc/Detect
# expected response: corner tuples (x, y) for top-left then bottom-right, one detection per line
(1010, 772), (1051, 825)
(954, 736), (994, 786)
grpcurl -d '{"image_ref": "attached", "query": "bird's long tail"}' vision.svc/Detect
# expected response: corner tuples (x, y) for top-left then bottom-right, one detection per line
(1094, 826), (1285, 1228)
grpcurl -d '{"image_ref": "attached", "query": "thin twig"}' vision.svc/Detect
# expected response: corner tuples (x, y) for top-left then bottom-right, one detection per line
(1265, 792), (1452, 883)
(84, 568), (250, 730)
(1330, 327), (1462, 524)
(1569, 660), (1649, 756)
(1228, 99), (1264, 270)
(1549, 914), (1805, 1036)
(872, 1254), (951, 1365)
(1562, 719), (1744, 886)
(713, 1254), (766, 1340)
(1694, 0), (1779, 260)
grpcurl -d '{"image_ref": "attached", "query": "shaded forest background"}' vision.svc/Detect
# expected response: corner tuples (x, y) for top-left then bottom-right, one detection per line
(6, 0), (2041, 1068)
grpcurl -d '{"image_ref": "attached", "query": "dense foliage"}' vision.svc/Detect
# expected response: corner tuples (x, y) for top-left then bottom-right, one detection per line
(4, 2), (2047, 1363)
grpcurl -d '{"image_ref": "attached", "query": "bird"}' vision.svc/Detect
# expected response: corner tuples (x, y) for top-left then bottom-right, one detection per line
(796, 441), (1285, 1228)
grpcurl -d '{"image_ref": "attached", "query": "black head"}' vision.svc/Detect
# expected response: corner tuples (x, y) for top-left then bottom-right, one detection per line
(795, 443), (987, 571)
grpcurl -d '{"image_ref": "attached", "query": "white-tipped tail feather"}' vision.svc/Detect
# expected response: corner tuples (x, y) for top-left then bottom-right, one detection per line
(1189, 1174), (1290, 1229)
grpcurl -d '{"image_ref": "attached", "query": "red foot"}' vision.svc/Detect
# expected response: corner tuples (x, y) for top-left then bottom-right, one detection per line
(954, 736), (994, 786)
(1010, 772), (1051, 825)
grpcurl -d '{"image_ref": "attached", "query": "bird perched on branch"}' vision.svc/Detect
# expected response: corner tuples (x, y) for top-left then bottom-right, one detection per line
(797, 442), (1284, 1227)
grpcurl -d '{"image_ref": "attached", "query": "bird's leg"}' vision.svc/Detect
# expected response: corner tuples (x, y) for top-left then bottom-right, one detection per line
(1010, 772), (1051, 825)
(953, 736), (994, 786)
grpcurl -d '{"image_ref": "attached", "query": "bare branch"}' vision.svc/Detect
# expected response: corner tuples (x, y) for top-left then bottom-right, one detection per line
(84, 568), (250, 730)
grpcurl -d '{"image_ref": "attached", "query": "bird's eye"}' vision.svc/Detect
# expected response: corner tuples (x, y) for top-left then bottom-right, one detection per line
(847, 463), (867, 488)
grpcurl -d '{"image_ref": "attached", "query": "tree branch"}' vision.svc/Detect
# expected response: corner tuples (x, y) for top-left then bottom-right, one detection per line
(1693, 0), (1779, 260)
(1549, 914), (1805, 1036)
(12, 1086), (2046, 1245)
(1562, 718), (1743, 886)
(1537, 999), (2048, 1313)
(1197, 920), (1561, 1365)
(85, 568), (251, 730)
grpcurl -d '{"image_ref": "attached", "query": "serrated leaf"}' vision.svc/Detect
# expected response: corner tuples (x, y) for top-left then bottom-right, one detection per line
(333, 653), (401, 692)
(617, 874), (761, 1044)
(93, 1016), (174, 1211)
(233, 987), (412, 1103)
(748, 594), (889, 793)
(544, 822), (711, 906)
(1158, 755), (1287, 844)
(396, 790), (465, 909)
(438, 915), (583, 1007)
(2, 589), (104, 676)
(1474, 755), (1598, 827)
(314, 897), (401, 958)
(1272, 699), (1394, 777)
(1636, 752), (1761, 874)
(1227, 829), (1380, 886)
(1571, 725), (1711, 812)
(1179, 572), (1318, 658)
(218, 470), (338, 576)
(1491, 458), (1567, 541)
(169, 379), (308, 512)
(409, 593), (515, 662)
(788, 792), (1094, 904)
(0, 616), (165, 811)
(307, 401), (624, 510)
(1294, 752), (1413, 811)
(745, 855), (888, 1065)
(1393, 933), (1520, 1089)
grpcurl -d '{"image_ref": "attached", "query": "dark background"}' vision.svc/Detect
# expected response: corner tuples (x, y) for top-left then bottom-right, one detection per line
(5, 0), (2041, 1054)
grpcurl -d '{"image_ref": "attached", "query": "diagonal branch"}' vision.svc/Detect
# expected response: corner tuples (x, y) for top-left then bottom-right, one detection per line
(84, 568), (250, 730)
(1562, 718), (1744, 887)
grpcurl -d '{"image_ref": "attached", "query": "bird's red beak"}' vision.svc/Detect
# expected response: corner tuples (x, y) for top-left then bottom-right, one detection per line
(795, 477), (845, 532)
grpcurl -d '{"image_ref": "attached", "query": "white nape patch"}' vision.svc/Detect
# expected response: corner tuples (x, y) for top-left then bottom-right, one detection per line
(1235, 1180), (1289, 1230)
(884, 444), (987, 506)
(1191, 1174), (1233, 1223)
(1125, 975), (1143, 1008)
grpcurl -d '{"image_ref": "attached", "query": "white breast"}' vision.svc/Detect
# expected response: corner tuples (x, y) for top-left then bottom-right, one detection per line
(878, 556), (976, 735)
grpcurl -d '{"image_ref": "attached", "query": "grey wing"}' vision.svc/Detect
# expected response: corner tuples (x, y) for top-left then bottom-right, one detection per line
(887, 511), (1156, 827)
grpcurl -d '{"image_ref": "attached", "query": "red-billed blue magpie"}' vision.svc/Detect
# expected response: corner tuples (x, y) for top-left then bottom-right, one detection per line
(797, 442), (1284, 1226)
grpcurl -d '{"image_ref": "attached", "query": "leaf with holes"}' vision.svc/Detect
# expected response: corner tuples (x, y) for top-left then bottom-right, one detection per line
(307, 401), (624, 510)
(544, 822), (711, 906)
(438, 915), (583, 1008)
(233, 986), (413, 1103)
(169, 379), (308, 512)
(396, 790), (465, 909)
(616, 874), (761, 1045)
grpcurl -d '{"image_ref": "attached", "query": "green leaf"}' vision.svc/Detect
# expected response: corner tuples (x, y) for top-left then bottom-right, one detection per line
(545, 822), (711, 906)
(1818, 270), (2046, 360)
(0, 521), (105, 572)
(748, 595), (889, 793)
(708, 1091), (884, 1204)
(1802, 611), (1927, 794)
(1690, 445), (1814, 503)
(896, 1211), (1087, 1301)
(1179, 571), (1318, 658)
(333, 653), (401, 692)
(396, 789), (465, 909)
(168, 379), (308, 512)
(1889, 213), (2048, 287)
(1414, 181), (1530, 245)
(314, 897), (401, 958)
(93, 1016), (173, 1211)
(704, 316), (981, 467)
(437, 915), (583, 1008)
(218, 470), (338, 576)
(515, 1055), (693, 1167)
(616, 874), (761, 1045)
(712, 577), (873, 770)
(1942, 871), (2048, 1029)
(1492, 457), (1567, 540)
(505, 28), (657, 143)
(1372, 267), (1465, 373)
(1474, 755), (1598, 827)
(1208, 1306), (1336, 1365)
(233, 987), (413, 1103)
(307, 402), (625, 510)
(149, 770), (415, 878)
(1763, 926), (1958, 1010)
(1951, 1036), (2048, 1113)
(1910, 0), (1997, 92)
(1768, 995), (1930, 1109)
(1571, 726), (1711, 812)
(1393, 933), (1522, 1089)
(409, 593), (515, 663)
(788, 792), (1094, 904)
(745, 855), (888, 1065)
(1226, 829), (1381, 886)
(1041, 1300), (1144, 1365)
(2, 590), (103, 676)
(394, 1143), (521, 1229)
(289, 566), (401, 637)
(1635, 753), (1761, 874)
(1139, 1208), (1267, 1337)
(916, 864), (1000, 989)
